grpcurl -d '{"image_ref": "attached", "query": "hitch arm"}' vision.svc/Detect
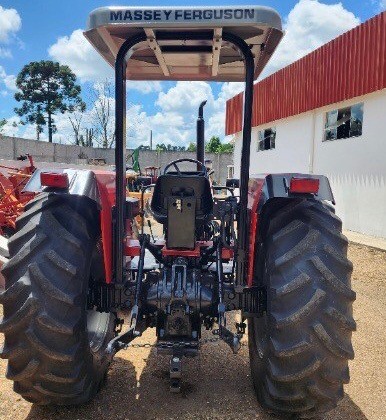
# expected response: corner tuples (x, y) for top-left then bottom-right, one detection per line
(215, 242), (243, 354)
(106, 235), (148, 354)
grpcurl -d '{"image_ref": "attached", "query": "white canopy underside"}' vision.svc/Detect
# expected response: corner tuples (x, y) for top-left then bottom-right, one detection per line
(84, 6), (283, 82)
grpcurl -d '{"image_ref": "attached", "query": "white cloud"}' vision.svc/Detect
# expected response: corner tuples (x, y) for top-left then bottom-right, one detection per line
(156, 81), (214, 113)
(48, 29), (112, 81)
(48, 29), (162, 94)
(127, 81), (162, 94)
(0, 65), (17, 95)
(0, 6), (21, 62)
(262, 0), (360, 78)
(155, 82), (223, 143)
(3, 73), (17, 92)
(206, 82), (244, 140)
(0, 6), (21, 43)
(144, 81), (243, 146)
(0, 7), (21, 96)
(0, 47), (12, 58)
(1, 115), (22, 137)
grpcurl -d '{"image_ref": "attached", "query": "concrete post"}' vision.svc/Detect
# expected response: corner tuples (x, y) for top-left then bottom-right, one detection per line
(12, 137), (16, 160)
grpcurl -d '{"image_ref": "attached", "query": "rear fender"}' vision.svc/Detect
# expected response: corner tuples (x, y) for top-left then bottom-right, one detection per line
(247, 173), (334, 287)
(24, 168), (116, 283)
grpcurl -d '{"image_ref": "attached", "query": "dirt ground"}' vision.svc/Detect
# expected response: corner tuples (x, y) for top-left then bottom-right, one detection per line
(0, 243), (385, 420)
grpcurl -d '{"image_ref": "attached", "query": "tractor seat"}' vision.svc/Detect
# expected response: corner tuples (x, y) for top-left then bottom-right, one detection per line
(150, 172), (213, 225)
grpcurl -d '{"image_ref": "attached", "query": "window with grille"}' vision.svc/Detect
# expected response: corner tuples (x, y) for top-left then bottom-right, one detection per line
(257, 127), (276, 151)
(324, 103), (363, 142)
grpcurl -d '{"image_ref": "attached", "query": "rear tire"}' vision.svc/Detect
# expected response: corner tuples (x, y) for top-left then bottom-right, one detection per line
(0, 193), (116, 405)
(249, 199), (356, 418)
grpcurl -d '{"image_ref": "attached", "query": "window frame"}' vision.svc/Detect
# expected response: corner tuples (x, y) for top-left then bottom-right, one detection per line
(323, 102), (364, 142)
(257, 126), (276, 152)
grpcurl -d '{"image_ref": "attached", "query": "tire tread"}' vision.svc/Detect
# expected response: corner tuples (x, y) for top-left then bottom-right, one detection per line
(0, 193), (114, 405)
(249, 199), (355, 417)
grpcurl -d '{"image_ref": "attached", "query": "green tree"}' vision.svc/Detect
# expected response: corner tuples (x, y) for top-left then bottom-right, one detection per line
(205, 136), (233, 154)
(131, 148), (140, 173)
(205, 136), (222, 153)
(34, 107), (45, 140)
(187, 142), (197, 152)
(14, 61), (83, 143)
(85, 128), (94, 147)
(156, 143), (167, 152)
(0, 119), (6, 138)
(218, 142), (234, 153)
(79, 134), (85, 147)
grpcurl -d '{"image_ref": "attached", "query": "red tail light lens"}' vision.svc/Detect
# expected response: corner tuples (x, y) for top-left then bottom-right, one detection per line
(289, 177), (320, 194)
(40, 172), (69, 189)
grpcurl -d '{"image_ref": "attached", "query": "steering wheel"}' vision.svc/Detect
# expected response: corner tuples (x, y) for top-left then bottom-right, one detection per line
(163, 158), (207, 176)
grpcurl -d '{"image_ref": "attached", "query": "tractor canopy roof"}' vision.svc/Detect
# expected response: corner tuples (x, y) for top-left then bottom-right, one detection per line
(84, 6), (283, 82)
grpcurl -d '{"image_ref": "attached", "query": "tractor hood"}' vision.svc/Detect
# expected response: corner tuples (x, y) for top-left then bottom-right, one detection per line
(84, 6), (283, 82)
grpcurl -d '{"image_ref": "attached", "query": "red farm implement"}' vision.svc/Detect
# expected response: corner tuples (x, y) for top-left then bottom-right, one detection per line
(0, 155), (35, 236)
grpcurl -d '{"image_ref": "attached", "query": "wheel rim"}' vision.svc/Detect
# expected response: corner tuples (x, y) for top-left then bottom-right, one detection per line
(87, 310), (111, 353)
(252, 258), (269, 361)
(87, 241), (112, 353)
(252, 316), (269, 360)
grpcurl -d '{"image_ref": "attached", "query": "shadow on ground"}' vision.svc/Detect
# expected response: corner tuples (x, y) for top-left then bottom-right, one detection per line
(24, 343), (367, 420)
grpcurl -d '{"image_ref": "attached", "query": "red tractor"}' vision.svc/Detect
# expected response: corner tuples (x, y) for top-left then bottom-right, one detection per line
(0, 6), (355, 417)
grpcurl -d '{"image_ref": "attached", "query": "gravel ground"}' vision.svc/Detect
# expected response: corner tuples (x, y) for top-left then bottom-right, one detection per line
(0, 243), (385, 420)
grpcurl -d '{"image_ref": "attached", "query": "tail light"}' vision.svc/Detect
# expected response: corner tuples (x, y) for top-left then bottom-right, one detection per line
(40, 172), (69, 189)
(289, 177), (319, 194)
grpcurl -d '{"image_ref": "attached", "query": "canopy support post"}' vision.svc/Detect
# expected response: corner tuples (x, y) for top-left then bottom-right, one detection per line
(114, 33), (147, 284)
(221, 33), (255, 292)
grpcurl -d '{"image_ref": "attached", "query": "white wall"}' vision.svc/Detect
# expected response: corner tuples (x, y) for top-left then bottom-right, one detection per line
(312, 91), (386, 238)
(234, 112), (314, 177)
(233, 89), (386, 238)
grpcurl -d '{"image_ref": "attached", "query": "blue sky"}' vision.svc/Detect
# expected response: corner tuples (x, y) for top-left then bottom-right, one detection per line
(0, 0), (384, 146)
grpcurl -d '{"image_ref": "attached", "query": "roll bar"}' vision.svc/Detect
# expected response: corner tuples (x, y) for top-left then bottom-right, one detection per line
(114, 32), (254, 292)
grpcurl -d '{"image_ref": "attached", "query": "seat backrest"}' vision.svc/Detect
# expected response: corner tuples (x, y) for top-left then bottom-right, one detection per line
(150, 173), (213, 224)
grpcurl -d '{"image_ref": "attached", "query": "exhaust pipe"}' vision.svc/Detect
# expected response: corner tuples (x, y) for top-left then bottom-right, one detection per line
(196, 100), (207, 170)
